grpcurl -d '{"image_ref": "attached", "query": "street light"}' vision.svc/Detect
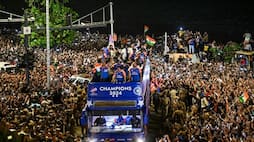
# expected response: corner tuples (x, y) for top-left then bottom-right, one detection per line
(46, 0), (50, 91)
(23, 11), (31, 87)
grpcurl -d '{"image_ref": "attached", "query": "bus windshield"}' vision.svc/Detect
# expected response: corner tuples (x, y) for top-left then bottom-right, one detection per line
(88, 110), (143, 133)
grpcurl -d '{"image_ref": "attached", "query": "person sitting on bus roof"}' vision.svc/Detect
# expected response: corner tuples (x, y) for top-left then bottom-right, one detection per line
(94, 116), (106, 126)
(129, 62), (142, 82)
(112, 65), (126, 83)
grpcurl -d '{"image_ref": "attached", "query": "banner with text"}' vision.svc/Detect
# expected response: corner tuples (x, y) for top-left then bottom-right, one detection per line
(88, 82), (142, 99)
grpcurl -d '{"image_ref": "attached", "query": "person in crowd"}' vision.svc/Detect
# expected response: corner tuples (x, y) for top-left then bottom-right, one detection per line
(121, 45), (129, 62)
(1, 29), (254, 142)
(102, 44), (111, 60)
(129, 48), (137, 61)
(243, 32), (252, 51)
(188, 37), (195, 54)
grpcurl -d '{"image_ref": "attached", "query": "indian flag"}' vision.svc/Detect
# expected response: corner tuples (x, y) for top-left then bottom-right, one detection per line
(146, 35), (156, 46)
(239, 91), (249, 103)
(144, 25), (149, 33)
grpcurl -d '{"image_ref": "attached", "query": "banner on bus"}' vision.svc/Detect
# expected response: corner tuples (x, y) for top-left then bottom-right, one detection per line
(88, 82), (142, 98)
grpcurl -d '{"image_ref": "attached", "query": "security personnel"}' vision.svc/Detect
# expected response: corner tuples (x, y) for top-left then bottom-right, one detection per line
(129, 62), (141, 82)
(162, 94), (170, 117)
(172, 109), (185, 125)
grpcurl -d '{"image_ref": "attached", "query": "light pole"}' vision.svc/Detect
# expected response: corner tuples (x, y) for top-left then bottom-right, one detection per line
(109, 2), (114, 37)
(46, 0), (51, 91)
(23, 11), (31, 87)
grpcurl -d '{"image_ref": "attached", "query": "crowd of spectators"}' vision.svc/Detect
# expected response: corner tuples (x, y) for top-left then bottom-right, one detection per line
(0, 31), (103, 142)
(0, 30), (149, 142)
(151, 56), (254, 142)
(0, 28), (253, 142)
(150, 30), (254, 142)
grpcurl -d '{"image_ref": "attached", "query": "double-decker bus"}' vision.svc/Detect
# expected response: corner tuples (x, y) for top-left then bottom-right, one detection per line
(84, 58), (150, 142)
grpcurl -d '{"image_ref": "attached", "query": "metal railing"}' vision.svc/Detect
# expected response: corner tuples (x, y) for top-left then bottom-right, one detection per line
(0, 9), (34, 22)
(72, 2), (114, 36)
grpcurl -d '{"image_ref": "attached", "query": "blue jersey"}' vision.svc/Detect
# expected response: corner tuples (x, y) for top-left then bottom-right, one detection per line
(115, 70), (124, 82)
(189, 39), (195, 46)
(116, 116), (124, 124)
(113, 63), (122, 71)
(130, 67), (140, 82)
(102, 47), (110, 57)
(130, 52), (136, 61)
(144, 115), (148, 125)
(125, 116), (132, 125)
(80, 114), (87, 126)
(100, 66), (109, 79)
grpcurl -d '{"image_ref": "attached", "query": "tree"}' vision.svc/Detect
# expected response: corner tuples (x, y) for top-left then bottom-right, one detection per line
(223, 41), (241, 63)
(208, 42), (241, 62)
(24, 0), (78, 47)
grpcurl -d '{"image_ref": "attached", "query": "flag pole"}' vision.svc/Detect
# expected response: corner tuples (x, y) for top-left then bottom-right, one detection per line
(164, 32), (167, 55)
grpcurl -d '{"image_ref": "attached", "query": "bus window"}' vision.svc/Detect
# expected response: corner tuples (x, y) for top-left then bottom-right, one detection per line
(88, 110), (143, 133)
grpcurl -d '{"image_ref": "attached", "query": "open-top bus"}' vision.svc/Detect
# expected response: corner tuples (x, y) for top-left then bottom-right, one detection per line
(84, 58), (150, 142)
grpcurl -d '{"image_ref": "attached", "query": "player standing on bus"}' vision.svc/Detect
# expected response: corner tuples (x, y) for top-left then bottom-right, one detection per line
(112, 65), (126, 83)
(129, 62), (142, 82)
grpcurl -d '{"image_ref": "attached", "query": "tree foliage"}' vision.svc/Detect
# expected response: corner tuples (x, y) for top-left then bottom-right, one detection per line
(208, 41), (241, 62)
(24, 0), (78, 47)
(223, 41), (241, 63)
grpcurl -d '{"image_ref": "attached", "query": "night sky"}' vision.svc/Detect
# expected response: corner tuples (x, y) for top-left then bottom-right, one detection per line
(0, 0), (254, 42)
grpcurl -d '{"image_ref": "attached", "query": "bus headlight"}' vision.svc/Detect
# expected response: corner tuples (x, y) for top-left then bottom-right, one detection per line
(88, 138), (97, 142)
(136, 138), (144, 142)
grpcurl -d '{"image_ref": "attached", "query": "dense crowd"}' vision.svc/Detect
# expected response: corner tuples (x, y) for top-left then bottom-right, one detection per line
(150, 30), (254, 142)
(0, 29), (253, 142)
(151, 57), (254, 142)
(0, 33), (101, 142)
